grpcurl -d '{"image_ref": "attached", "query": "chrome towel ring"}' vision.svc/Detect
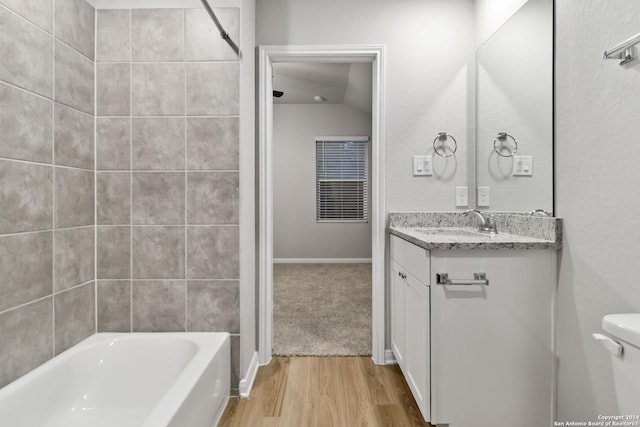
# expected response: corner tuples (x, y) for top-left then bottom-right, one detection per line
(433, 132), (458, 158)
(493, 132), (518, 157)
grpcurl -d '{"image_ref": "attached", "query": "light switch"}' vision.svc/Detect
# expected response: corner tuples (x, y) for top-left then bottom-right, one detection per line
(413, 155), (433, 176)
(512, 155), (533, 176)
(478, 187), (490, 207)
(456, 187), (468, 207)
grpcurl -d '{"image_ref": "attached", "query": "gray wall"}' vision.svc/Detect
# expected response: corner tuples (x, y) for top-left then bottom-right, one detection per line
(0, 0), (96, 387)
(257, 0), (476, 212)
(94, 7), (242, 394)
(555, 0), (640, 419)
(273, 104), (372, 260)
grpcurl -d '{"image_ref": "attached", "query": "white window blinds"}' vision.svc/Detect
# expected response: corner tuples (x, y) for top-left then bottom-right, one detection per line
(316, 138), (369, 222)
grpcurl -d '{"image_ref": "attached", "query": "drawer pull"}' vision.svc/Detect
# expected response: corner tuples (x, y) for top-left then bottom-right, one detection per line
(398, 272), (407, 279)
(436, 273), (489, 286)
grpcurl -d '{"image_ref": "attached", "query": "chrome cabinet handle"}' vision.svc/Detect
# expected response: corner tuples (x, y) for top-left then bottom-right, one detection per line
(436, 273), (489, 286)
(397, 272), (407, 280)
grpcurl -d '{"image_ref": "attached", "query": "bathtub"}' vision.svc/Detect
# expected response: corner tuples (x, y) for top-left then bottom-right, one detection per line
(0, 332), (230, 427)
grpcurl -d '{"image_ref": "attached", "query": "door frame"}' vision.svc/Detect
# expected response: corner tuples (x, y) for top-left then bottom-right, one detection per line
(258, 44), (386, 365)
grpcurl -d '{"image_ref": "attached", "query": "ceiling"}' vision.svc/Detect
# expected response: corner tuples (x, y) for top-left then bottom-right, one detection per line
(272, 62), (373, 115)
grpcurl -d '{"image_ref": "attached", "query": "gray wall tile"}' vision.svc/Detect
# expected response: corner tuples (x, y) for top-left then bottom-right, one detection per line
(54, 41), (94, 115)
(132, 9), (184, 62)
(187, 63), (238, 116)
(187, 280), (239, 333)
(0, 7), (53, 98)
(1, 0), (53, 33)
(97, 118), (130, 170)
(132, 118), (184, 170)
(132, 172), (185, 225)
(54, 282), (95, 354)
(97, 9), (130, 62)
(54, 226), (94, 292)
(54, 0), (95, 60)
(97, 280), (131, 332)
(0, 83), (53, 163)
(187, 226), (239, 279)
(0, 160), (52, 234)
(54, 103), (94, 169)
(97, 226), (130, 279)
(97, 63), (130, 116)
(0, 232), (52, 312)
(0, 298), (53, 388)
(132, 226), (184, 279)
(96, 172), (130, 225)
(132, 280), (185, 332)
(131, 63), (185, 116)
(185, 8), (238, 61)
(186, 117), (239, 170)
(187, 172), (239, 224)
(55, 167), (94, 228)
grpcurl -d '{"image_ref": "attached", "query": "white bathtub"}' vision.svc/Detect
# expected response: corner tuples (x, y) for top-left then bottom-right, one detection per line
(0, 332), (230, 427)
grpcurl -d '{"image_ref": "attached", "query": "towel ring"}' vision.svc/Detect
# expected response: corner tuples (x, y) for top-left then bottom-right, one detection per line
(433, 132), (457, 158)
(493, 132), (518, 157)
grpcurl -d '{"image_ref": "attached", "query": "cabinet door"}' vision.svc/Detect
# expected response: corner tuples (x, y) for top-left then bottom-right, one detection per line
(390, 260), (405, 368)
(430, 249), (555, 427)
(405, 272), (430, 422)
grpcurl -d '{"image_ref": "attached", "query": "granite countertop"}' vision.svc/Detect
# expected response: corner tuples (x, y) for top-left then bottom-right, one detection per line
(388, 212), (562, 250)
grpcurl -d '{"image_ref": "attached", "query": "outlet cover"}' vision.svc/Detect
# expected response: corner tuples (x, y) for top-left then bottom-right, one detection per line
(477, 187), (490, 207)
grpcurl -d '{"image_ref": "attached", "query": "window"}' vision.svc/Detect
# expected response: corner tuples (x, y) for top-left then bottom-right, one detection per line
(316, 137), (369, 222)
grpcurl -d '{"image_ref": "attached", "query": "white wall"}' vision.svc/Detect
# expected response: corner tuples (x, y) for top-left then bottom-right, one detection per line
(239, 0), (257, 393)
(273, 104), (372, 260)
(555, 0), (640, 419)
(257, 0), (476, 212)
(475, 0), (528, 46)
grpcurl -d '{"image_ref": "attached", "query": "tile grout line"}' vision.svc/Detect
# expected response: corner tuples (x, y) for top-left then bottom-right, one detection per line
(51, 0), (57, 358)
(94, 4), (99, 335)
(183, 7), (189, 333)
(129, 7), (134, 333)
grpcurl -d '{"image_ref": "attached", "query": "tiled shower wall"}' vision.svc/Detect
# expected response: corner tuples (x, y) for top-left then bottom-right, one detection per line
(0, 0), (96, 387)
(94, 8), (241, 392)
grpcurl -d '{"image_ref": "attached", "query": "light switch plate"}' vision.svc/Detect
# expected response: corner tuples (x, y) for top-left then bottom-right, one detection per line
(455, 187), (468, 207)
(512, 155), (533, 176)
(478, 187), (490, 207)
(413, 155), (433, 176)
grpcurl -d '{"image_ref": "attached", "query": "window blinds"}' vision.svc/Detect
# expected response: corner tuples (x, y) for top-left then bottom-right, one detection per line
(316, 138), (369, 222)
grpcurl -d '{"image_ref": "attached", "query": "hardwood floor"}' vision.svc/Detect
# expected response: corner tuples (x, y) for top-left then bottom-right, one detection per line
(219, 357), (432, 427)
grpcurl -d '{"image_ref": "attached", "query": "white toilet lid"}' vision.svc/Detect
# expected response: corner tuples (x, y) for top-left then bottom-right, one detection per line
(603, 314), (640, 348)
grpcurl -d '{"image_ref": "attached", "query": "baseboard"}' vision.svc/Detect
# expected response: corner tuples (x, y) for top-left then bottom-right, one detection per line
(273, 258), (372, 264)
(384, 349), (397, 365)
(238, 351), (259, 398)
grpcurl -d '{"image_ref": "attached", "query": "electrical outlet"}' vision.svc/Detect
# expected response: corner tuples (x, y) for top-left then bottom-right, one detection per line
(455, 187), (468, 207)
(477, 187), (490, 207)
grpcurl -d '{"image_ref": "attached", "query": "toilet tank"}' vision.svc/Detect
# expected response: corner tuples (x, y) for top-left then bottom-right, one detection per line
(603, 314), (640, 415)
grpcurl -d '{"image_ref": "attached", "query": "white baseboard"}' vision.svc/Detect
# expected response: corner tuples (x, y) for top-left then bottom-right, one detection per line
(238, 351), (259, 398)
(273, 258), (372, 264)
(384, 349), (397, 365)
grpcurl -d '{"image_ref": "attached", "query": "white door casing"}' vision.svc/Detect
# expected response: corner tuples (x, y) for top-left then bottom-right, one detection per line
(257, 45), (386, 365)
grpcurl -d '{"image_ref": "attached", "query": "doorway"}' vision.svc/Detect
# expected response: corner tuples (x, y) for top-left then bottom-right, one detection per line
(258, 45), (386, 365)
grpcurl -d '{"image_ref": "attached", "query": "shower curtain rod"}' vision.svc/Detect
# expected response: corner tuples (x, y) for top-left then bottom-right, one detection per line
(199, 0), (239, 56)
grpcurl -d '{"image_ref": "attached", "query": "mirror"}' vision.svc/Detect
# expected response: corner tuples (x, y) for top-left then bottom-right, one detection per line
(475, 0), (553, 213)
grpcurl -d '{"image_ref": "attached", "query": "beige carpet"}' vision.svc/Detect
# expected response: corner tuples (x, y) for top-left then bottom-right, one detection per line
(273, 263), (372, 356)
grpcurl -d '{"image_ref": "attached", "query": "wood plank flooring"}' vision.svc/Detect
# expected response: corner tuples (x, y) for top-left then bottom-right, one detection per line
(219, 357), (432, 427)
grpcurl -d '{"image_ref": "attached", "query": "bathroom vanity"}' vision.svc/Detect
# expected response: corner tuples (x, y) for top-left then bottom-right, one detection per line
(389, 212), (562, 427)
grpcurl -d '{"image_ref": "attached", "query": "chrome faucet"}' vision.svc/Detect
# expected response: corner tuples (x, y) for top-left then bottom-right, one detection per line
(464, 209), (498, 234)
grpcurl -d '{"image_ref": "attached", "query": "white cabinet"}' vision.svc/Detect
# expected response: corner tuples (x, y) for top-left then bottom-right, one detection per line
(389, 235), (557, 427)
(430, 249), (555, 427)
(389, 235), (430, 421)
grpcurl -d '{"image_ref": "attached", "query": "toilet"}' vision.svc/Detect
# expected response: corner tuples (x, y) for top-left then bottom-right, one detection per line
(594, 314), (640, 414)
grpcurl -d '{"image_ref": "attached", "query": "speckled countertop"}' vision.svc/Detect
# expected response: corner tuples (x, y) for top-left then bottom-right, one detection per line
(388, 212), (562, 250)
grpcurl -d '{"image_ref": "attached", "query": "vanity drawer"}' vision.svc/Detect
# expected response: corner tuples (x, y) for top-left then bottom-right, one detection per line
(390, 235), (430, 284)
